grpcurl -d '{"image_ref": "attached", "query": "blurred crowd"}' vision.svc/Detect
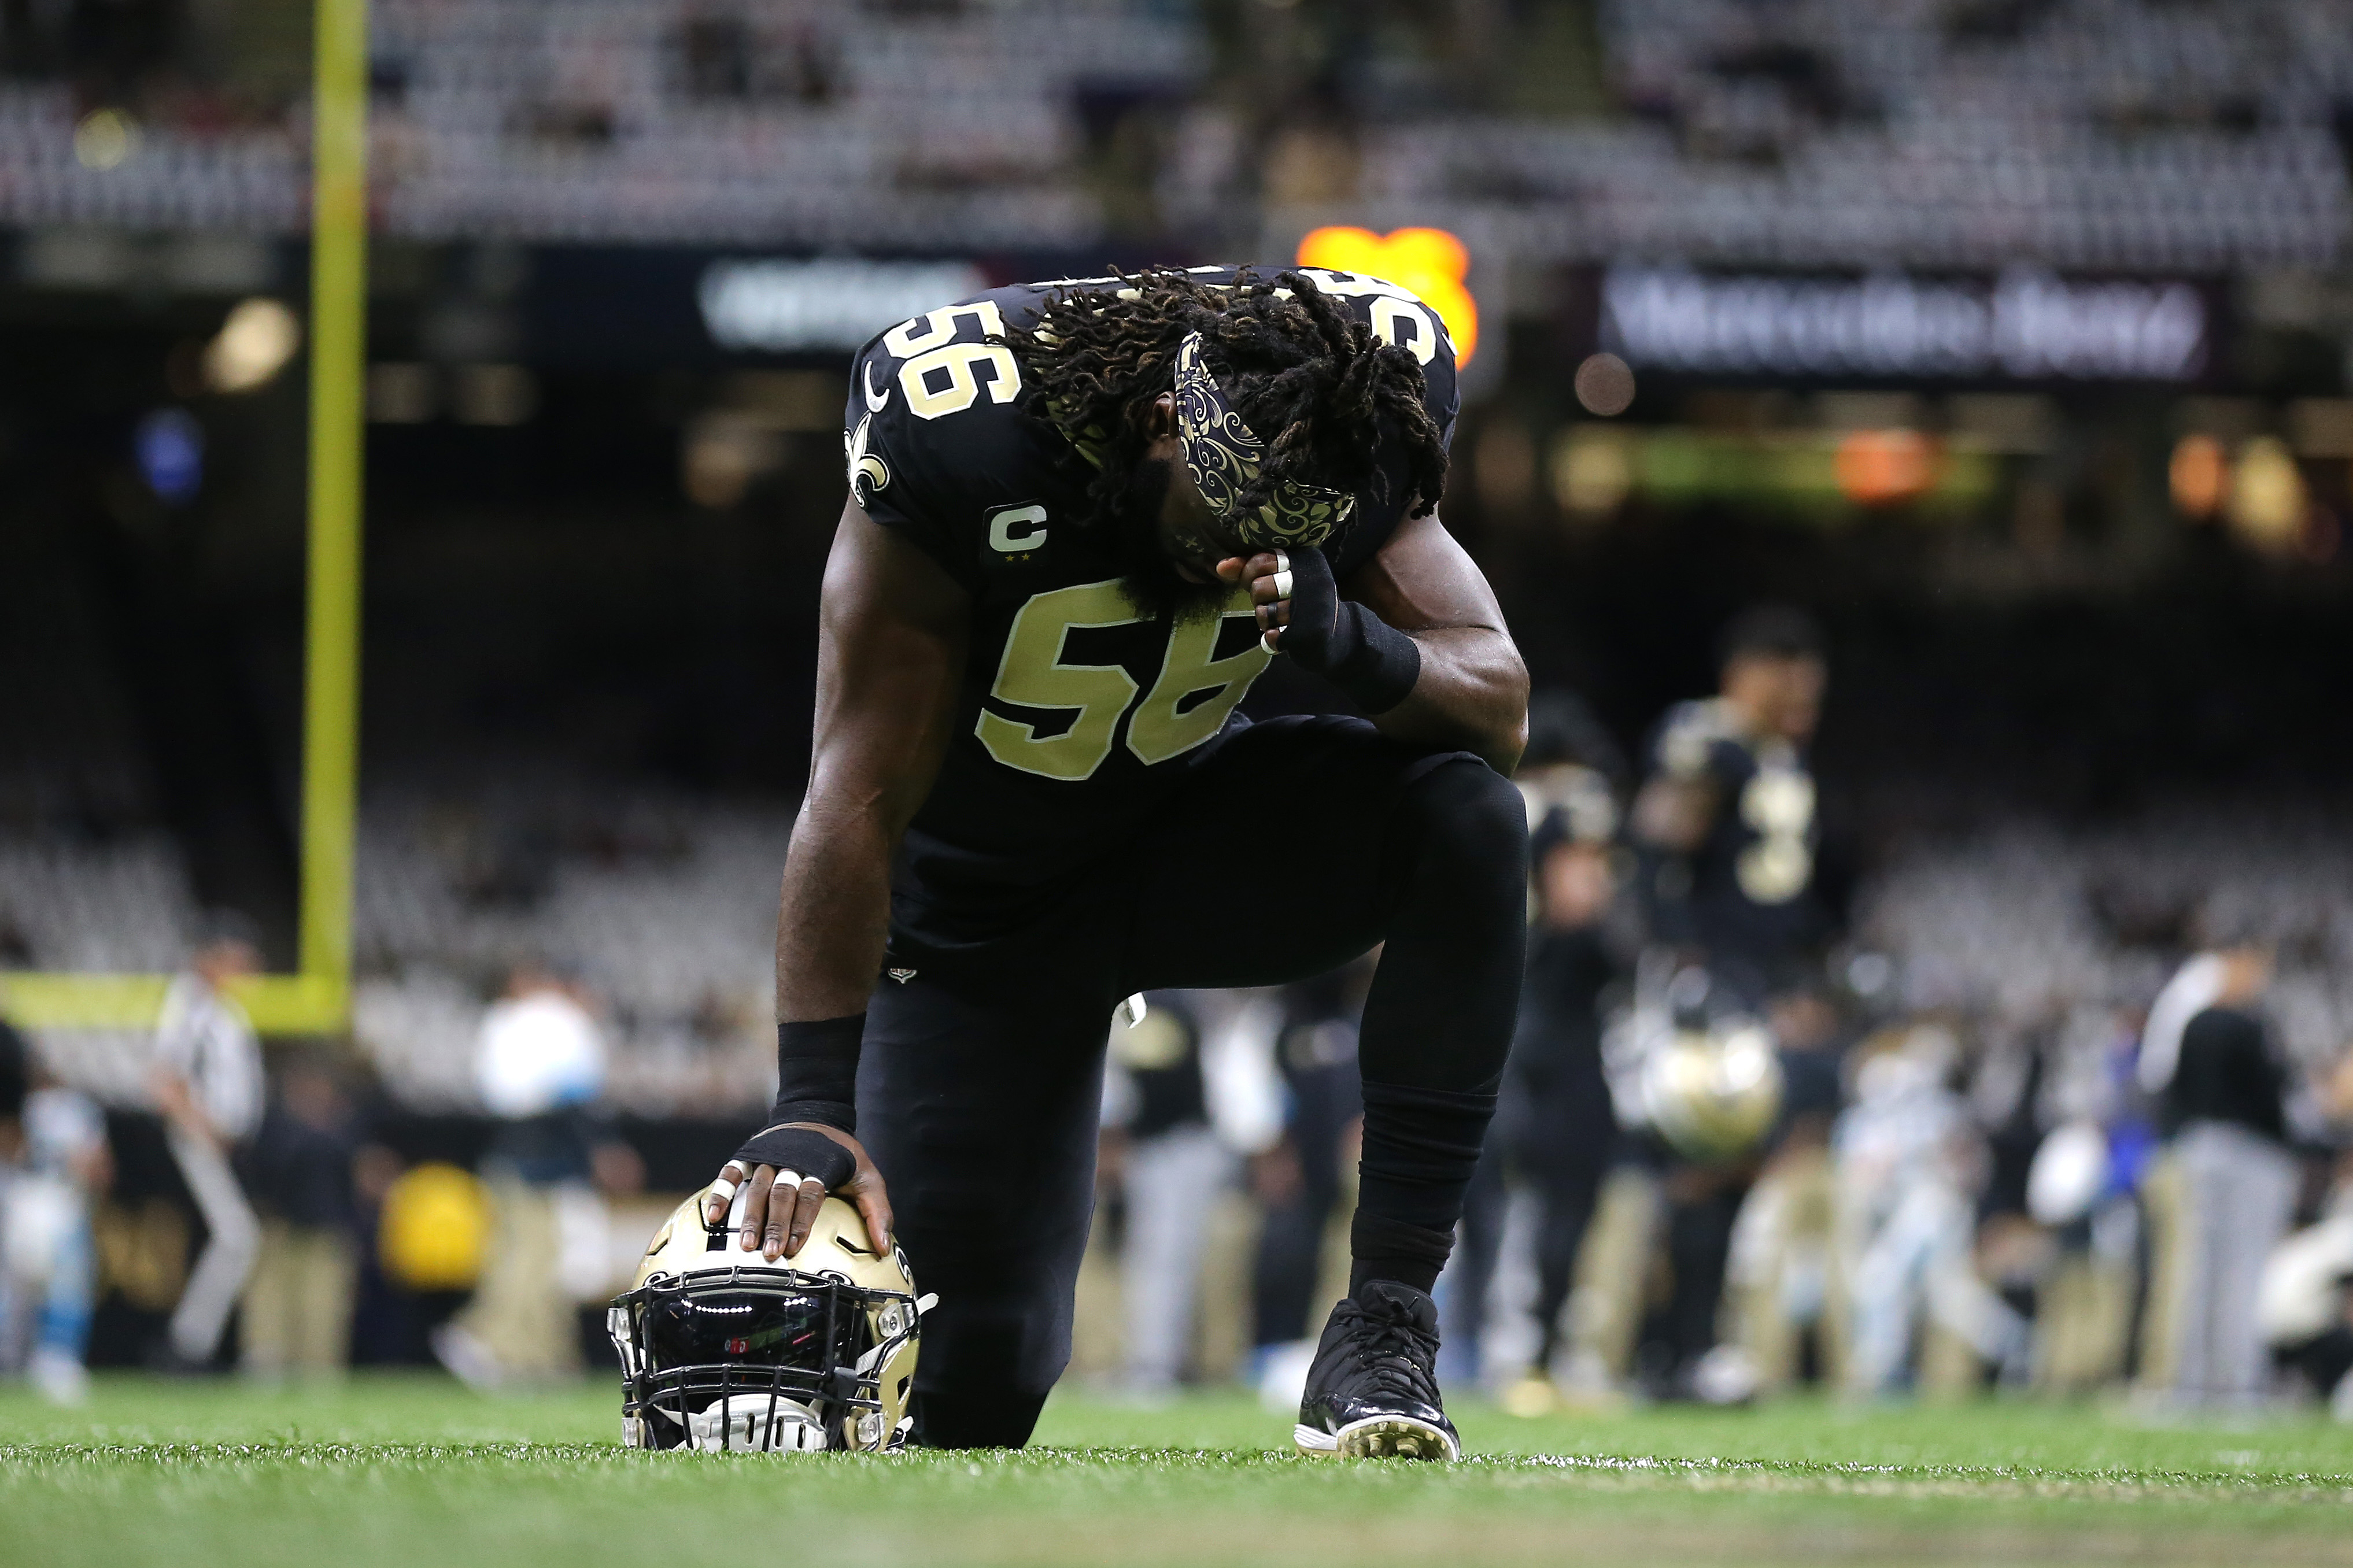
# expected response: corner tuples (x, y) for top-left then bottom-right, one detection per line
(6, 604), (2353, 1422)
(1, 0), (2345, 268)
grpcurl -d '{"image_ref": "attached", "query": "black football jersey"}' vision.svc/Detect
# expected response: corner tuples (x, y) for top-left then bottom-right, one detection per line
(841, 265), (1460, 957)
(1643, 698), (1821, 975)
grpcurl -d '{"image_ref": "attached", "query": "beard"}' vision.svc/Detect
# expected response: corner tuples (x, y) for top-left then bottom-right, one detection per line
(1111, 458), (1232, 627)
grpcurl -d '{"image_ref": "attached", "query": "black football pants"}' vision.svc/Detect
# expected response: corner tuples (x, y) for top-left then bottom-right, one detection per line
(857, 715), (1528, 1448)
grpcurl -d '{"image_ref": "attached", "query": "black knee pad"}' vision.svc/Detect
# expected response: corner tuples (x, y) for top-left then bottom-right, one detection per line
(1394, 757), (1530, 878)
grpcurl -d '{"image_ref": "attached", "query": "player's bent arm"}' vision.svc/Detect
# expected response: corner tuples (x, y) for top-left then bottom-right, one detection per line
(1342, 512), (1529, 772)
(715, 500), (969, 1260)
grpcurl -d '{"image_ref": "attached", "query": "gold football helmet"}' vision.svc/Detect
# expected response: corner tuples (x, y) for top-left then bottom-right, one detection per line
(608, 1189), (929, 1452)
(1640, 1018), (1785, 1164)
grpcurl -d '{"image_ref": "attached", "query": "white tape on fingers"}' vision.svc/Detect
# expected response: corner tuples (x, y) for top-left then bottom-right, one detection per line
(708, 1175), (741, 1209)
(768, 1168), (804, 1195)
(1271, 549), (1292, 601)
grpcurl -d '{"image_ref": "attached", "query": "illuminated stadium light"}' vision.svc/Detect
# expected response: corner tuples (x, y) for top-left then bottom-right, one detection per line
(1833, 429), (1938, 506)
(1573, 353), (1637, 417)
(2225, 437), (2307, 553)
(72, 107), (136, 171)
(1295, 227), (1478, 367)
(202, 297), (304, 393)
(1551, 426), (1635, 519)
(2169, 434), (2228, 519)
(134, 409), (204, 505)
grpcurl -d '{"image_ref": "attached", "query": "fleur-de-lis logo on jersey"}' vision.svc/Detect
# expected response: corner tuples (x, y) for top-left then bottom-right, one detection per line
(846, 412), (889, 505)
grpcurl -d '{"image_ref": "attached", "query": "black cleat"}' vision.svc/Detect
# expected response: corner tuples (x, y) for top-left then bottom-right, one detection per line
(1293, 1280), (1461, 1460)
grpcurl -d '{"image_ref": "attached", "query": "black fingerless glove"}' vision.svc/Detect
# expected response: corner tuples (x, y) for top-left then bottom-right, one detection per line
(1273, 546), (1422, 716)
(732, 1015), (864, 1189)
(729, 1123), (855, 1192)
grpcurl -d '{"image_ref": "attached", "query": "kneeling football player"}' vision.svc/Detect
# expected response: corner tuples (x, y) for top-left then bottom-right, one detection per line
(706, 265), (1530, 1458)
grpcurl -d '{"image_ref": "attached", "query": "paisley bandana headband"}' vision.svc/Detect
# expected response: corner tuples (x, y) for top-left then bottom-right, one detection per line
(1172, 332), (1357, 549)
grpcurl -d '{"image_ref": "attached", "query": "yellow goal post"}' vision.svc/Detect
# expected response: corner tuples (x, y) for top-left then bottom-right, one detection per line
(0, 0), (368, 1038)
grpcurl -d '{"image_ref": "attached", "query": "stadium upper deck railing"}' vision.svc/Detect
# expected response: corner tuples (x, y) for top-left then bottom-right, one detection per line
(0, 0), (368, 1040)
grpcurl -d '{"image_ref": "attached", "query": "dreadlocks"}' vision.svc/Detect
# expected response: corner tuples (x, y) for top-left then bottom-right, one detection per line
(1000, 268), (1450, 553)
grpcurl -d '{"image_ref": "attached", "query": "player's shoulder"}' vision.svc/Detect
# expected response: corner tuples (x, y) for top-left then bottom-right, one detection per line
(1284, 267), (1458, 379)
(844, 281), (1078, 568)
(849, 281), (1041, 439)
(1652, 698), (1750, 782)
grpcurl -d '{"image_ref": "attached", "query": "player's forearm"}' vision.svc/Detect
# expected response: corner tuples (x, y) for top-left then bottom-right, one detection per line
(774, 504), (969, 1024)
(773, 793), (897, 1022)
(1369, 624), (1528, 773)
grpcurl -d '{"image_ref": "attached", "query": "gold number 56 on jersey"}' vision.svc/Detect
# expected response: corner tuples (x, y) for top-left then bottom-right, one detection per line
(882, 303), (1023, 421)
(975, 580), (1272, 781)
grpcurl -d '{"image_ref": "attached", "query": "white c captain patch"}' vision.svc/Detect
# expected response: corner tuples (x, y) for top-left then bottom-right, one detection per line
(987, 503), (1049, 554)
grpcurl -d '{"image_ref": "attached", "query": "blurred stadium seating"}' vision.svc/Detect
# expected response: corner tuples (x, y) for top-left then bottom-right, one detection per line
(0, 0), (1200, 247)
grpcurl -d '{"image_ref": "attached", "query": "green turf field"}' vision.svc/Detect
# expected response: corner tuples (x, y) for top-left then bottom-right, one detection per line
(6, 1377), (2353, 1567)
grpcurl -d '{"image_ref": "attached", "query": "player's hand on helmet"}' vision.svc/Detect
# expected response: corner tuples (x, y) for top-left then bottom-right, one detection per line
(704, 1122), (893, 1263)
(1218, 547), (1336, 655)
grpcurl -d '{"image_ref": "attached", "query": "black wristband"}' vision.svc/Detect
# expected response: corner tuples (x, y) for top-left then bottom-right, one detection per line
(1272, 547), (1422, 716)
(771, 1014), (864, 1133)
(1327, 606), (1423, 715)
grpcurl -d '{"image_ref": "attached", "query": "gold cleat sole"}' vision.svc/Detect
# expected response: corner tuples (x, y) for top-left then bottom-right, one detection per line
(1295, 1416), (1461, 1461)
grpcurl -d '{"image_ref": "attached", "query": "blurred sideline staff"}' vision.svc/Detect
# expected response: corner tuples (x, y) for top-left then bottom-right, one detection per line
(1448, 693), (1631, 1406)
(433, 963), (627, 1389)
(149, 914), (267, 1371)
(2140, 944), (2296, 1408)
(1623, 607), (1830, 1400)
(1, 1017), (111, 1403)
(239, 1052), (361, 1378)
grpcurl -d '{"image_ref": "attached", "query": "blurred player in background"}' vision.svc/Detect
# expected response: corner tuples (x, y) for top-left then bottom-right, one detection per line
(707, 267), (1530, 1458)
(1633, 607), (1828, 1007)
(1447, 693), (1630, 1409)
(1627, 608), (1829, 1400)
(150, 914), (266, 1373)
